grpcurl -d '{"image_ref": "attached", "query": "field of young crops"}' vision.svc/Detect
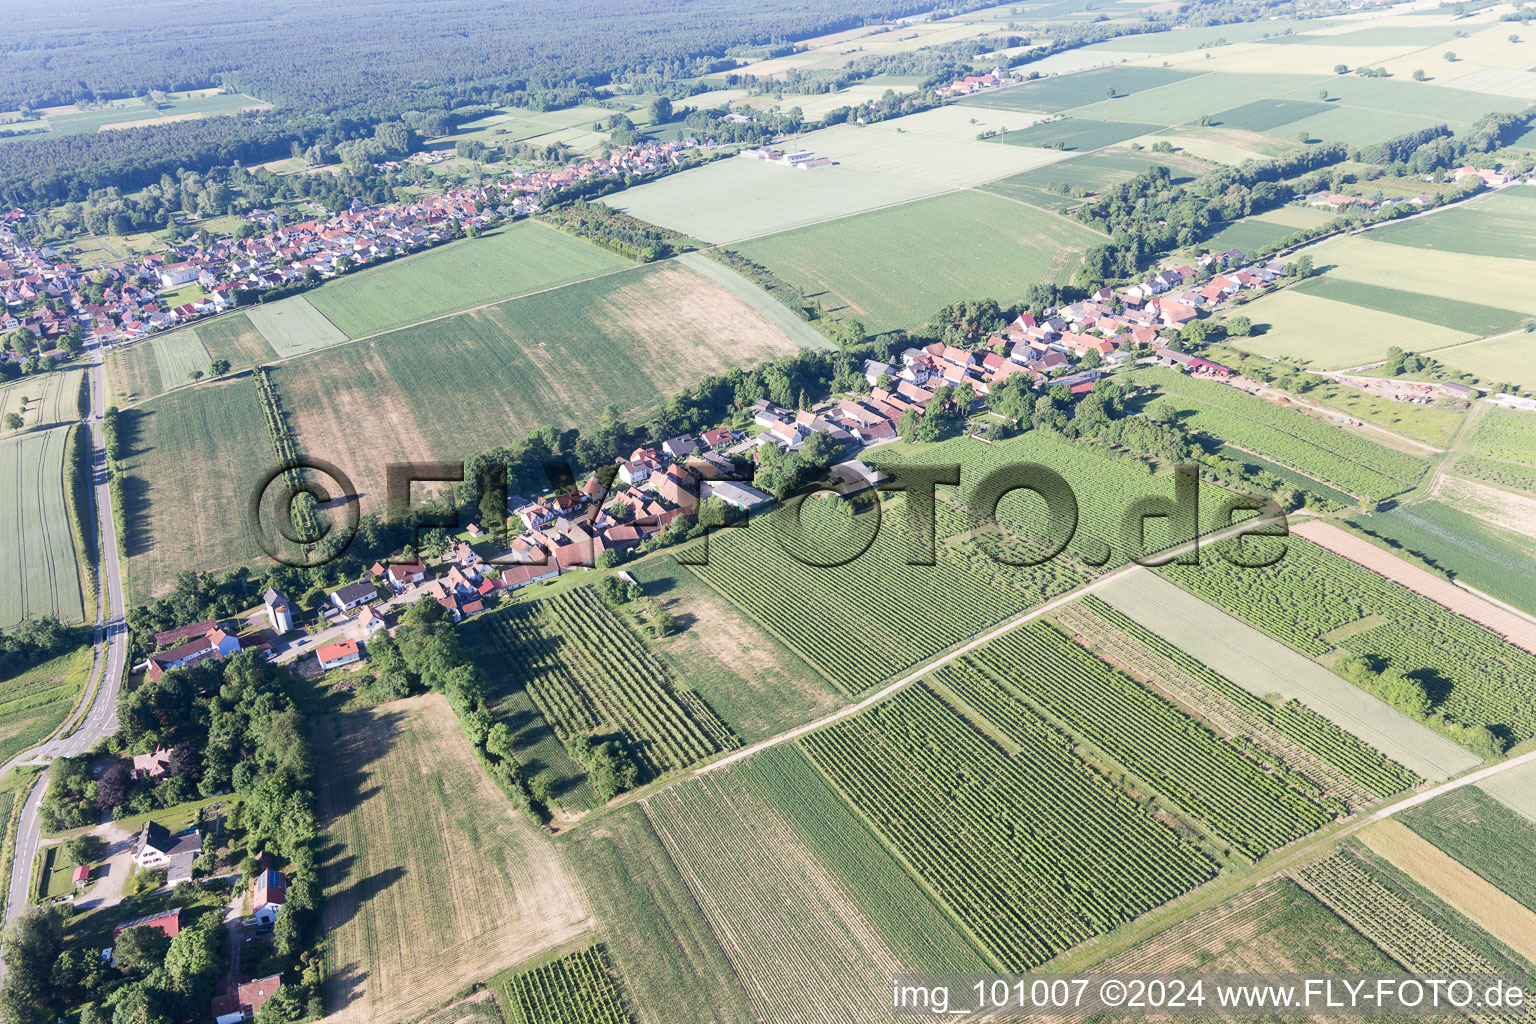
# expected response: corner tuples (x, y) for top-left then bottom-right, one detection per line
(1402, 789), (1536, 914)
(496, 946), (632, 1024)
(481, 589), (736, 778)
(687, 500), (1035, 694)
(0, 426), (84, 629)
(800, 683), (1215, 970)
(1159, 535), (1536, 743)
(1295, 854), (1532, 1002)
(1135, 368), (1427, 501)
(947, 622), (1336, 859)
(646, 746), (982, 1023)
(1058, 597), (1419, 808)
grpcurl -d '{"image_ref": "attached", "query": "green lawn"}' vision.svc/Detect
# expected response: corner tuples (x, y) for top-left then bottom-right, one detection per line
(304, 222), (632, 339)
(734, 189), (1104, 332)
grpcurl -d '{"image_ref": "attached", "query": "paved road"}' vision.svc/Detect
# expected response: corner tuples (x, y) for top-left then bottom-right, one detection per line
(1, 343), (129, 957)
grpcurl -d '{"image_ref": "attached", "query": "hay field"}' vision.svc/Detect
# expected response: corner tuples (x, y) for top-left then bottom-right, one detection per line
(245, 296), (349, 357)
(1369, 187), (1536, 261)
(117, 378), (277, 603)
(0, 426), (84, 629)
(1435, 333), (1536, 388)
(196, 312), (280, 367)
(305, 223), (631, 339)
(277, 262), (800, 519)
(316, 695), (590, 1024)
(109, 331), (211, 402)
(0, 369), (85, 433)
(1095, 571), (1480, 781)
(735, 189), (1103, 331)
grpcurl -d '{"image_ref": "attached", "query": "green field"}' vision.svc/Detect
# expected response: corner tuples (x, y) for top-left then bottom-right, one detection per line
(1370, 187), (1536, 261)
(1213, 98), (1332, 131)
(1478, 759), (1536, 825)
(999, 117), (1155, 150)
(734, 189), (1103, 332)
(1347, 501), (1536, 617)
(0, 646), (90, 765)
(0, 90), (265, 143)
(645, 746), (984, 1019)
(1292, 276), (1527, 336)
(244, 296), (349, 358)
(195, 312), (280, 367)
(0, 427), (84, 629)
(110, 330), (214, 402)
(1135, 367), (1429, 500)
(305, 223), (632, 339)
(1435, 332), (1536, 389)
(956, 66), (1197, 113)
(275, 261), (804, 522)
(802, 682), (1216, 970)
(981, 148), (1211, 203)
(118, 379), (277, 603)
(1454, 406), (1536, 493)
(1401, 788), (1536, 913)
(558, 804), (755, 1024)
(0, 370), (85, 435)
(1096, 571), (1480, 782)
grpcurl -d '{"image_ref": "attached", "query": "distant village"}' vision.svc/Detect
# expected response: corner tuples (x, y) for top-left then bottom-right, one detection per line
(0, 136), (702, 353)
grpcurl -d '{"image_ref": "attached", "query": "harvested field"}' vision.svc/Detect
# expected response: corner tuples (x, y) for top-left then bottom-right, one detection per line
(275, 261), (797, 522)
(1356, 819), (1536, 965)
(1095, 572), (1480, 782)
(315, 695), (590, 1024)
(1291, 519), (1536, 656)
(305, 222), (630, 339)
(195, 312), (279, 367)
(0, 426), (85, 629)
(245, 295), (349, 357)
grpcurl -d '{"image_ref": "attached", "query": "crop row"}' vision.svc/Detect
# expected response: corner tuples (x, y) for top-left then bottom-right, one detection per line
(689, 512), (1031, 693)
(801, 683), (1215, 970)
(1466, 408), (1536, 468)
(1058, 597), (1420, 805)
(647, 771), (917, 1024)
(1161, 537), (1536, 739)
(1137, 368), (1427, 500)
(482, 588), (736, 776)
(501, 945), (632, 1024)
(1453, 453), (1536, 495)
(1295, 854), (1527, 1024)
(952, 624), (1334, 860)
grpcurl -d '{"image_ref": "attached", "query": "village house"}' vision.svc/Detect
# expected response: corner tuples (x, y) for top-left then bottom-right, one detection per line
(146, 627), (242, 682)
(329, 581), (378, 613)
(211, 974), (283, 1024)
(113, 907), (182, 951)
(252, 868), (286, 926)
(132, 746), (174, 780)
(132, 822), (201, 884)
(317, 639), (363, 671)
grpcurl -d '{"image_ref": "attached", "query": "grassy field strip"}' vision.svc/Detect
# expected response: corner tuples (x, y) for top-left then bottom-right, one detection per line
(1477, 760), (1536, 825)
(0, 426), (85, 629)
(1356, 819), (1536, 964)
(672, 252), (835, 352)
(1291, 520), (1536, 655)
(315, 695), (591, 1024)
(1095, 571), (1479, 782)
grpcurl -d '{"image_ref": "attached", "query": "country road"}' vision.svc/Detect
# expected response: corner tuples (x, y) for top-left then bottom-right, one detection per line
(1, 342), (129, 969)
